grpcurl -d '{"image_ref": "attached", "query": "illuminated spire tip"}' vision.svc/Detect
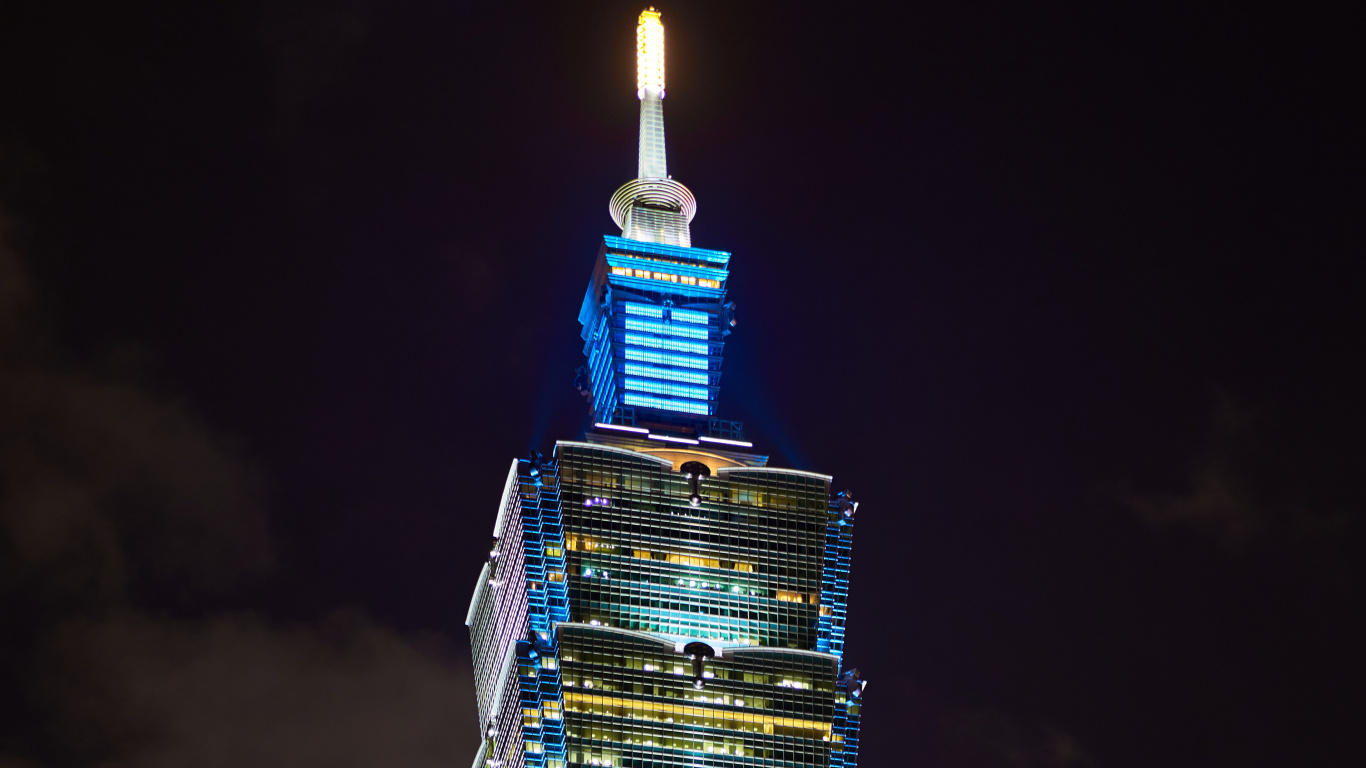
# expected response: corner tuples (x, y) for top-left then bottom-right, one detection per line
(611, 7), (695, 246)
(636, 8), (665, 97)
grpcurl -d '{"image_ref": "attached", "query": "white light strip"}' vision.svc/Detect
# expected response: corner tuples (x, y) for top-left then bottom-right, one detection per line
(647, 434), (700, 445)
(595, 422), (649, 434)
(699, 436), (754, 448)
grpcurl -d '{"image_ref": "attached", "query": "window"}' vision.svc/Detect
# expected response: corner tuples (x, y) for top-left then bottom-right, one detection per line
(622, 377), (708, 401)
(622, 317), (709, 340)
(609, 266), (721, 290)
(670, 308), (710, 325)
(623, 332), (708, 356)
(622, 347), (708, 370)
(623, 362), (709, 386)
(622, 302), (664, 319)
(623, 393), (709, 416)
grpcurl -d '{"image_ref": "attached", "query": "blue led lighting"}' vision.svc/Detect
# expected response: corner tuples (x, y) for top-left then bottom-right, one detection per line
(670, 308), (710, 325)
(622, 302), (664, 319)
(622, 377), (709, 400)
(623, 362), (710, 385)
(608, 275), (725, 300)
(604, 235), (731, 265)
(623, 393), (710, 415)
(622, 348), (709, 370)
(624, 333), (708, 356)
(623, 317), (709, 340)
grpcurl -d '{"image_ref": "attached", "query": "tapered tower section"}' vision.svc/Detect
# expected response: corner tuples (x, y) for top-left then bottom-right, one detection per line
(466, 10), (867, 768)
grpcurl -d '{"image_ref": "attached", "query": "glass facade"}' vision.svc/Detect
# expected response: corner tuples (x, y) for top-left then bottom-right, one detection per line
(468, 444), (864, 768)
(467, 10), (865, 768)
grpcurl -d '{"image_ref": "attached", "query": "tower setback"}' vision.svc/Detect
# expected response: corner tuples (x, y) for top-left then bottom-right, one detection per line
(467, 10), (866, 768)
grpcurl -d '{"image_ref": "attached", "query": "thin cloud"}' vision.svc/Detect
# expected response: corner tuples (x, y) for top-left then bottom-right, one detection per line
(1125, 392), (1360, 566)
(0, 209), (478, 767)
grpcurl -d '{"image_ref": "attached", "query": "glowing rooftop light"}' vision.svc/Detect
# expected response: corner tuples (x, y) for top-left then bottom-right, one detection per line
(698, 436), (754, 448)
(594, 421), (649, 434)
(647, 433), (700, 445)
(636, 8), (665, 97)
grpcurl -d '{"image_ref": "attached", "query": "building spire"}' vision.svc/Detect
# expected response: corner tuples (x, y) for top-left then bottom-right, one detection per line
(636, 8), (667, 179)
(609, 8), (697, 247)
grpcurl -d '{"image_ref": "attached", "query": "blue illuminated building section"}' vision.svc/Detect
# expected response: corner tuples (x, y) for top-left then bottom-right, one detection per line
(577, 235), (736, 435)
(818, 494), (857, 657)
(516, 455), (570, 768)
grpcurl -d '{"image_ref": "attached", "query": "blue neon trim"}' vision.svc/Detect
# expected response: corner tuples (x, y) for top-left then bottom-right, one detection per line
(623, 393), (710, 415)
(623, 362), (710, 385)
(606, 274), (726, 300)
(622, 377), (709, 400)
(604, 235), (731, 265)
(623, 317), (709, 340)
(670, 308), (710, 325)
(624, 333), (708, 356)
(605, 254), (728, 282)
(623, 302), (664, 319)
(622, 348), (709, 370)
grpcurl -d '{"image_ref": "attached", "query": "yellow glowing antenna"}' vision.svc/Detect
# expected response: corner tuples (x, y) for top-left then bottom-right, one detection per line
(636, 8), (665, 97)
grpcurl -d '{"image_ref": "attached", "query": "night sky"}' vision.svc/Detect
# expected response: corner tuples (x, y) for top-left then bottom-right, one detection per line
(1, 1), (1362, 766)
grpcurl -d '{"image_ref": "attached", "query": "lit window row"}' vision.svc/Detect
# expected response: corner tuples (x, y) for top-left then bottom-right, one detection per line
(566, 536), (757, 573)
(623, 393), (710, 415)
(622, 302), (710, 327)
(622, 317), (709, 340)
(609, 266), (721, 289)
(669, 307), (710, 325)
(623, 362), (709, 386)
(622, 377), (709, 401)
(622, 347), (708, 370)
(622, 302), (664, 319)
(623, 333), (708, 356)
(562, 692), (831, 739)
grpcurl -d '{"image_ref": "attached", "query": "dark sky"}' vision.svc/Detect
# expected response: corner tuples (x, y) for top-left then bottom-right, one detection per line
(1, 1), (1363, 766)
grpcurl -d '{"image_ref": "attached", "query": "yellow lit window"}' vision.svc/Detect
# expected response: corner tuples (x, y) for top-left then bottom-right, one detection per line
(545, 545), (563, 557)
(548, 572), (565, 582)
(667, 553), (721, 568)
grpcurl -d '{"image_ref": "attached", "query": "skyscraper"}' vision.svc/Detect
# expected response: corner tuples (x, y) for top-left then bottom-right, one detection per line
(466, 9), (866, 768)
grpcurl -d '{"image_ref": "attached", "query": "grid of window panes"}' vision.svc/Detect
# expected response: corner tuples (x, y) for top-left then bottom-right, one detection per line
(581, 236), (732, 427)
(556, 445), (829, 649)
(468, 462), (533, 768)
(558, 626), (839, 768)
